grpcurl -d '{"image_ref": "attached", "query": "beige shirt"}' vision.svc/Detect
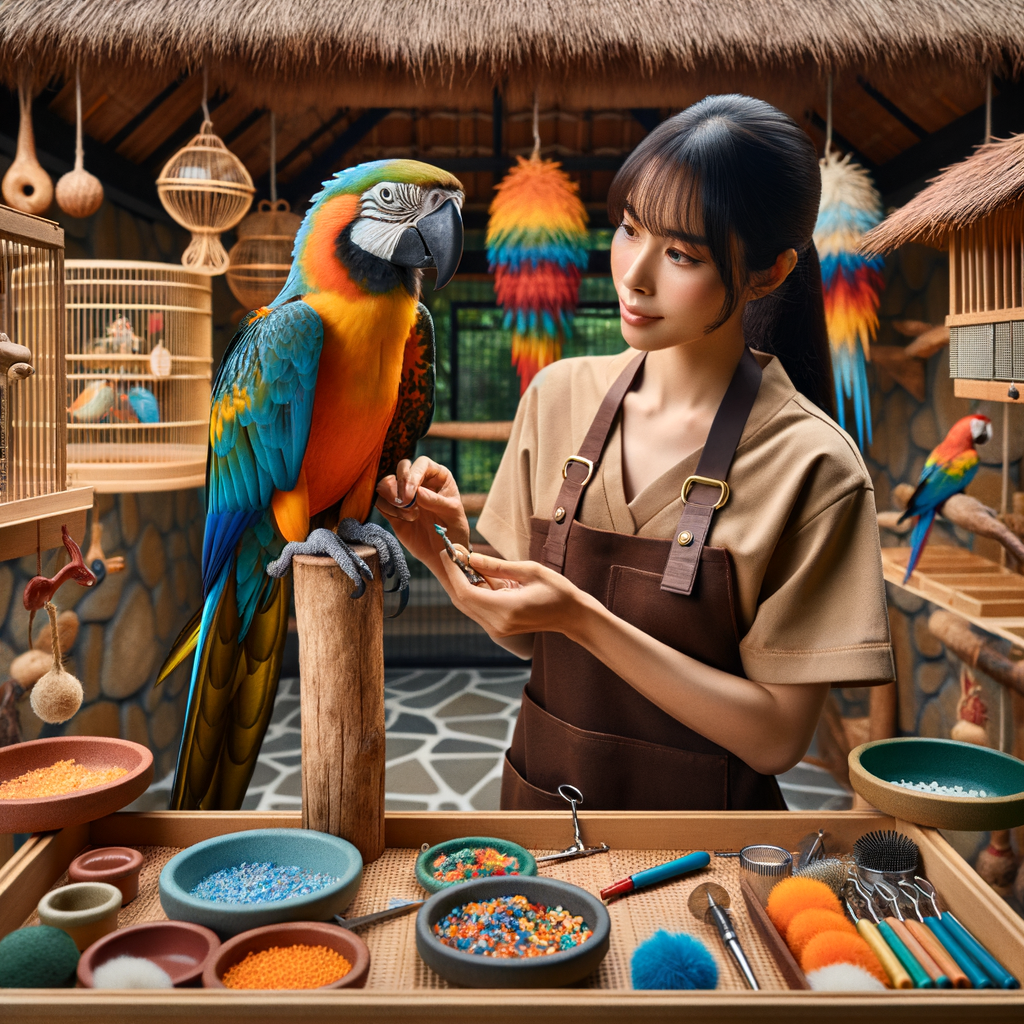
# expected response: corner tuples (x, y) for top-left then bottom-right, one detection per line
(477, 349), (895, 686)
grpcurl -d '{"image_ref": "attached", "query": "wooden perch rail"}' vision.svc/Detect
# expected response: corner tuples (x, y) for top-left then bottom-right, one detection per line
(928, 609), (1024, 699)
(880, 482), (1024, 565)
(426, 421), (513, 441)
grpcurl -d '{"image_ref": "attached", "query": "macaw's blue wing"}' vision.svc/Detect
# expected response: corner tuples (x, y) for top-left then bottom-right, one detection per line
(900, 455), (979, 523)
(377, 302), (436, 482)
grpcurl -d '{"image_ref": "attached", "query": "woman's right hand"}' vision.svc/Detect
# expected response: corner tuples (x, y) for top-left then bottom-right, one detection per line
(375, 456), (470, 574)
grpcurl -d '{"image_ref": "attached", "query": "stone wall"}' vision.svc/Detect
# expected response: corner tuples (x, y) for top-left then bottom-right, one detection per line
(0, 490), (204, 781)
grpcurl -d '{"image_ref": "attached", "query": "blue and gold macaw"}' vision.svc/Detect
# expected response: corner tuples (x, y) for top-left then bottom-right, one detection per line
(157, 160), (464, 809)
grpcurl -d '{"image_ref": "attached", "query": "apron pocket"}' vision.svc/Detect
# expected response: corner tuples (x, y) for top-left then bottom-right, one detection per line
(512, 689), (729, 811)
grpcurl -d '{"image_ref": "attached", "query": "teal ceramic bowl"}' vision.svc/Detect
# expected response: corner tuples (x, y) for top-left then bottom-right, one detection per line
(415, 837), (537, 894)
(849, 738), (1024, 831)
(159, 828), (362, 938)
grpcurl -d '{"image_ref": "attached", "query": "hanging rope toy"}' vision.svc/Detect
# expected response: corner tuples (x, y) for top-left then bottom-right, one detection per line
(486, 97), (588, 393)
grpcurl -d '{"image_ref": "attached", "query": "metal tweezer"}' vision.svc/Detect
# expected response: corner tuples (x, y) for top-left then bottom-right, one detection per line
(335, 900), (424, 930)
(534, 784), (610, 863)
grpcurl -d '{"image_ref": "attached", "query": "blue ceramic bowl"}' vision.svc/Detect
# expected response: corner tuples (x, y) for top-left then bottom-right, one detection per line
(415, 837), (537, 894)
(159, 829), (362, 938)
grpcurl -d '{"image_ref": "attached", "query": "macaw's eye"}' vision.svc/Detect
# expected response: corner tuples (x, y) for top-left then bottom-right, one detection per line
(380, 187), (393, 203)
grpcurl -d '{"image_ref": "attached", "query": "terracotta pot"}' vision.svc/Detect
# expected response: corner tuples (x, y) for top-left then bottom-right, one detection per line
(78, 921), (220, 988)
(202, 921), (369, 990)
(38, 882), (121, 951)
(69, 847), (144, 904)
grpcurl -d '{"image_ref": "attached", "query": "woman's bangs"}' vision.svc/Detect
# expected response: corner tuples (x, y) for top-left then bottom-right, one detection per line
(612, 154), (705, 244)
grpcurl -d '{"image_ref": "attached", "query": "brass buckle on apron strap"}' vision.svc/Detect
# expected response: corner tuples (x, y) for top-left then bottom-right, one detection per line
(681, 475), (730, 509)
(562, 455), (595, 485)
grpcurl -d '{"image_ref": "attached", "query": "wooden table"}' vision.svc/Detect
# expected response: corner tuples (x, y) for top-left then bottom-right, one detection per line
(2, 809), (1023, 1022)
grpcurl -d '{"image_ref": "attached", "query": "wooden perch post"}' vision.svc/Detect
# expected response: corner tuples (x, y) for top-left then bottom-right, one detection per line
(928, 609), (1024, 700)
(292, 547), (386, 863)
(886, 483), (1024, 565)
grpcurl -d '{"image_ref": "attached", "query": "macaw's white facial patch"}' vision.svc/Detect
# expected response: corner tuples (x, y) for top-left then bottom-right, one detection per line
(350, 182), (465, 260)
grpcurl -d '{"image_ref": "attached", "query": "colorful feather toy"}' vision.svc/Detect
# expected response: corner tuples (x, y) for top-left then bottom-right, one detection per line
(813, 150), (885, 449)
(486, 155), (589, 393)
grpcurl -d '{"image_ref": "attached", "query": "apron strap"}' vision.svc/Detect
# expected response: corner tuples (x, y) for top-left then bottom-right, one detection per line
(540, 351), (647, 572)
(660, 346), (762, 595)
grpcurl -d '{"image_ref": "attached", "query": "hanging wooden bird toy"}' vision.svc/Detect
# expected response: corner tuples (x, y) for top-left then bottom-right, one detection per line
(813, 80), (885, 449)
(55, 67), (104, 218)
(486, 97), (589, 393)
(156, 70), (254, 274)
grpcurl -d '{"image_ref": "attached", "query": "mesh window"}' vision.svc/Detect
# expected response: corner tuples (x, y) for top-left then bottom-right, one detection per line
(1014, 322), (1024, 381)
(949, 324), (994, 379)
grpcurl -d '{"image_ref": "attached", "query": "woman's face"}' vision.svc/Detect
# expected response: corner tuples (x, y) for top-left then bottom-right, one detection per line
(610, 210), (739, 353)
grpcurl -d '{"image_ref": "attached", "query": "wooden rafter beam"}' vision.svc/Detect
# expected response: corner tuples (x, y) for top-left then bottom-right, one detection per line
(856, 76), (929, 140)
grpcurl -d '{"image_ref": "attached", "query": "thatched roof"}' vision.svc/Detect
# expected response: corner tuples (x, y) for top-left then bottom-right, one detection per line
(861, 133), (1024, 253)
(1, 0), (1022, 97)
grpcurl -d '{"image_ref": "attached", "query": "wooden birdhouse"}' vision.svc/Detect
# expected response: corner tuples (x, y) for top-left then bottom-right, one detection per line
(156, 121), (255, 276)
(862, 133), (1024, 403)
(64, 261), (212, 492)
(0, 208), (93, 559)
(226, 199), (301, 310)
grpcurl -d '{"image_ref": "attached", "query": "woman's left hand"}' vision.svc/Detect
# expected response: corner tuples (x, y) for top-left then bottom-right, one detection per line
(436, 550), (594, 641)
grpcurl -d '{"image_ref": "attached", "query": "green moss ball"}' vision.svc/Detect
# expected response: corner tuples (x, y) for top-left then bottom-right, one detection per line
(0, 926), (80, 988)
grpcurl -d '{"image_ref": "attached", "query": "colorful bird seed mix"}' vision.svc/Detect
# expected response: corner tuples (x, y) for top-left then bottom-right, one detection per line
(433, 894), (592, 958)
(189, 862), (339, 904)
(890, 779), (989, 797)
(432, 846), (520, 883)
(221, 944), (352, 989)
(0, 759), (127, 799)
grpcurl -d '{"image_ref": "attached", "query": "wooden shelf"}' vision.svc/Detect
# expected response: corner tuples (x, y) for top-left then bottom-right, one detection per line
(0, 488), (94, 559)
(882, 546), (1024, 648)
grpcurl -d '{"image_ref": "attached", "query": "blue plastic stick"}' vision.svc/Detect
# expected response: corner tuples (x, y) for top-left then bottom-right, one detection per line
(943, 913), (1020, 990)
(631, 852), (711, 889)
(877, 920), (933, 988)
(925, 917), (991, 989)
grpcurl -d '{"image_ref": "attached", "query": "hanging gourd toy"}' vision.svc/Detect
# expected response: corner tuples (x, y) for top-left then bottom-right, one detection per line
(55, 68), (104, 218)
(486, 94), (589, 393)
(2, 75), (54, 215)
(156, 72), (254, 275)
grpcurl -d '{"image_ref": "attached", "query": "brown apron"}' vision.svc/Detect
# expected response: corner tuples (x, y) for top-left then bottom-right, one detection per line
(500, 347), (787, 812)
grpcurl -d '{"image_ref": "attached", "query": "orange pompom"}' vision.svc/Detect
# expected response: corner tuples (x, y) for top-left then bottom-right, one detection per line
(801, 930), (888, 985)
(766, 877), (843, 935)
(786, 908), (856, 959)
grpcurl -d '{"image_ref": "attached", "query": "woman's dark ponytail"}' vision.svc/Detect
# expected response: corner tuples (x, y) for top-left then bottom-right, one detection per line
(608, 95), (834, 416)
(743, 242), (835, 417)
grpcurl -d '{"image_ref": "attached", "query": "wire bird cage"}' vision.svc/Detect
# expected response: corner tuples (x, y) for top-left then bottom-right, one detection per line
(64, 261), (212, 493)
(156, 121), (254, 276)
(0, 207), (92, 559)
(226, 199), (301, 310)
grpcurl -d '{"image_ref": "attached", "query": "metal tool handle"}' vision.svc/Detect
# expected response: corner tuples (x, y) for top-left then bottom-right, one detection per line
(335, 900), (423, 930)
(558, 783), (585, 850)
(708, 903), (758, 990)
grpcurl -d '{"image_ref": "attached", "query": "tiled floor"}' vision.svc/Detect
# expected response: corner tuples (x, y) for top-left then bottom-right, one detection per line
(142, 668), (851, 812)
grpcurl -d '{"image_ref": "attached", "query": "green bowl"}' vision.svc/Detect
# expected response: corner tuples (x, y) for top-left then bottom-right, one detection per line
(849, 738), (1024, 831)
(415, 837), (537, 894)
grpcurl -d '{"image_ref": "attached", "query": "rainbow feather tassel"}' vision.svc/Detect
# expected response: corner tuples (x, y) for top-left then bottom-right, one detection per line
(814, 150), (885, 448)
(487, 155), (589, 393)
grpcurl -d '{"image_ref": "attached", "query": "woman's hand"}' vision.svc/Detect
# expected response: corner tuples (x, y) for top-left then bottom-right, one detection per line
(435, 549), (596, 642)
(375, 456), (469, 574)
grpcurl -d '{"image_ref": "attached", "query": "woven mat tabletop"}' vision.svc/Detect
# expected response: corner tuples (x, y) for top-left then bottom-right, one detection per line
(25, 845), (788, 991)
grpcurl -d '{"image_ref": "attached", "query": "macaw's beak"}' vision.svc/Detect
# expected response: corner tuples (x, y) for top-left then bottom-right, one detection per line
(390, 197), (463, 289)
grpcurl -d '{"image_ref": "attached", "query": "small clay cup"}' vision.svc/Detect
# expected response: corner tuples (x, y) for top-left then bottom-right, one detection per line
(38, 881), (122, 951)
(203, 921), (369, 990)
(69, 847), (144, 904)
(78, 921), (220, 988)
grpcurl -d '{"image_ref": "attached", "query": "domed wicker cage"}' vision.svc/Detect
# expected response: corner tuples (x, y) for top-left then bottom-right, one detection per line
(226, 199), (301, 309)
(0, 207), (93, 558)
(64, 261), (212, 492)
(156, 121), (254, 275)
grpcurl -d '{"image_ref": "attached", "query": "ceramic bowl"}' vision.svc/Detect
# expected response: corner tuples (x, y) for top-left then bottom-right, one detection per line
(415, 837), (538, 894)
(849, 737), (1024, 830)
(78, 921), (220, 988)
(0, 736), (153, 834)
(415, 875), (610, 988)
(202, 921), (370, 990)
(38, 881), (122, 951)
(69, 846), (144, 904)
(159, 828), (362, 938)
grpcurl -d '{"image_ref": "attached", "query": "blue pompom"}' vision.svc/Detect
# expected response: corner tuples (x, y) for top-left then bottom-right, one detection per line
(631, 930), (718, 990)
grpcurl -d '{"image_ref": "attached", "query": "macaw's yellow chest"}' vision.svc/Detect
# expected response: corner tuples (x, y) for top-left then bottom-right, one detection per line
(300, 289), (418, 516)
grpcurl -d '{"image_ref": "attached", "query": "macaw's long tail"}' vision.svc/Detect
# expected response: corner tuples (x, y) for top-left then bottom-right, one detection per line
(156, 518), (289, 810)
(903, 509), (936, 583)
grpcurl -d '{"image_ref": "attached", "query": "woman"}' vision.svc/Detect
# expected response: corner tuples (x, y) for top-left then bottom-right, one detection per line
(376, 95), (894, 811)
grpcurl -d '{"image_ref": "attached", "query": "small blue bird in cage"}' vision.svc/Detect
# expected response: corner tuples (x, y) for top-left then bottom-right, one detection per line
(124, 386), (160, 424)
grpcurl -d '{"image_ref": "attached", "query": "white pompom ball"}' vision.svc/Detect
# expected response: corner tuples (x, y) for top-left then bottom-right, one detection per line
(807, 962), (887, 991)
(92, 956), (173, 989)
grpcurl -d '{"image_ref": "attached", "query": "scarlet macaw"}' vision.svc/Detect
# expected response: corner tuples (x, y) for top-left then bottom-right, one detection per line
(157, 160), (464, 809)
(899, 414), (992, 582)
